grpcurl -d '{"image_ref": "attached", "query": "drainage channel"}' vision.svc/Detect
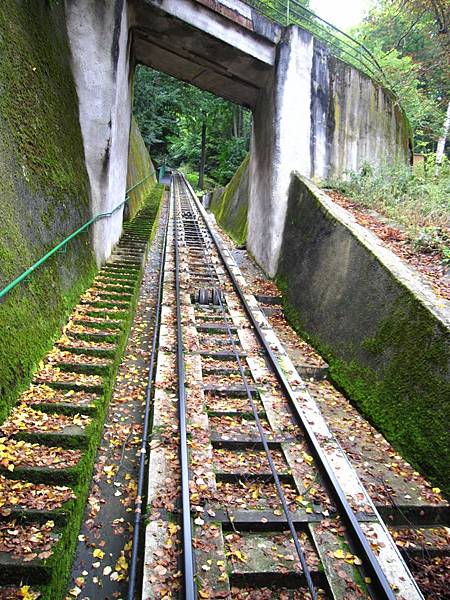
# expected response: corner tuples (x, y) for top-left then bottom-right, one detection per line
(141, 173), (424, 599)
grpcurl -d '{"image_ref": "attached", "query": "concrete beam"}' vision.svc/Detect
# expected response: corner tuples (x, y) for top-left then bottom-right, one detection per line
(129, 0), (276, 108)
(139, 0), (279, 63)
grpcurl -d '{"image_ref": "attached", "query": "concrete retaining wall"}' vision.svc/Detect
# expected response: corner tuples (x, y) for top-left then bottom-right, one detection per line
(0, 0), (96, 420)
(126, 116), (157, 219)
(209, 154), (249, 246)
(310, 47), (411, 180)
(276, 174), (450, 494)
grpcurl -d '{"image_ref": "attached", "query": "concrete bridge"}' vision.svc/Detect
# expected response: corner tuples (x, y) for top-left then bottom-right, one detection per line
(64, 0), (410, 274)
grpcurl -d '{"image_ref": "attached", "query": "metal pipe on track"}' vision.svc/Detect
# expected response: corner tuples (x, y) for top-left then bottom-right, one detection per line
(173, 179), (197, 600)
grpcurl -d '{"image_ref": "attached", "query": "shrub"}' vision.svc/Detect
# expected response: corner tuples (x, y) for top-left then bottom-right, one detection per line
(323, 155), (450, 259)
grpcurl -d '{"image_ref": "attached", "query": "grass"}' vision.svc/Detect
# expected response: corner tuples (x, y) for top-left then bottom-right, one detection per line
(322, 156), (450, 258)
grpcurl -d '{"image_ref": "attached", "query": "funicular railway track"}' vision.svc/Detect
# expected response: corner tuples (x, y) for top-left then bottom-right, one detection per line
(142, 173), (424, 599)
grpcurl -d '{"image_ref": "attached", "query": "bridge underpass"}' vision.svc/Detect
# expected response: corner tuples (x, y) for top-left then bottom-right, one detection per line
(65, 0), (410, 274)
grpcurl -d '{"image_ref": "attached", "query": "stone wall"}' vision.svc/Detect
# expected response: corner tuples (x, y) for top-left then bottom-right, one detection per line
(276, 174), (450, 494)
(0, 0), (96, 421)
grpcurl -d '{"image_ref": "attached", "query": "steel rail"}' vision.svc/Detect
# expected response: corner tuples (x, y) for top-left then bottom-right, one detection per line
(127, 195), (170, 599)
(173, 179), (197, 600)
(173, 173), (318, 597)
(0, 174), (154, 301)
(179, 173), (398, 600)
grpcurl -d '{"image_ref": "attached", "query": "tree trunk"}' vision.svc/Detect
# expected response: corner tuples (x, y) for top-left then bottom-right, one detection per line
(233, 106), (238, 138)
(198, 119), (207, 190)
(435, 99), (450, 175)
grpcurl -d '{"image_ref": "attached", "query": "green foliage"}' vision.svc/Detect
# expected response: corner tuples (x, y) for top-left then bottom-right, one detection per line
(324, 156), (450, 259)
(177, 165), (217, 195)
(371, 47), (442, 139)
(133, 66), (251, 187)
(353, 0), (449, 151)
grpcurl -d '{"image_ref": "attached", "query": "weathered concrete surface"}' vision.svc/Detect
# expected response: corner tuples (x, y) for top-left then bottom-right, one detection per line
(249, 26), (314, 276)
(0, 0), (96, 420)
(129, 0), (279, 108)
(276, 174), (450, 495)
(126, 116), (156, 219)
(65, 0), (132, 265)
(310, 47), (411, 179)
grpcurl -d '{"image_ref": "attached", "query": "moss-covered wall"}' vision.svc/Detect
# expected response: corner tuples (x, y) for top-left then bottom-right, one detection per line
(126, 116), (157, 219)
(0, 0), (96, 421)
(276, 174), (450, 496)
(209, 154), (249, 246)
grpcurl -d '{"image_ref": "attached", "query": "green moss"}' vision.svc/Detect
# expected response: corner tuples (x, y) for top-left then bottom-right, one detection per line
(0, 0), (96, 421)
(126, 116), (157, 218)
(277, 275), (450, 497)
(36, 186), (164, 600)
(0, 2), (90, 203)
(210, 154), (249, 246)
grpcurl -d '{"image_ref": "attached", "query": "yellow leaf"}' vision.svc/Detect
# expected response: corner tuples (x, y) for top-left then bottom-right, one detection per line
(333, 549), (346, 559)
(198, 591), (210, 599)
(302, 452), (314, 465)
(93, 549), (105, 559)
(432, 487), (441, 494)
(364, 577), (372, 584)
(7, 464), (14, 472)
(168, 523), (178, 535)
(116, 554), (128, 571)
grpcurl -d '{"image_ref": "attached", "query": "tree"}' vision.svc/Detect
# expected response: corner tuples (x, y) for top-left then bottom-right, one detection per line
(353, 0), (450, 154)
(133, 65), (251, 187)
(436, 99), (450, 173)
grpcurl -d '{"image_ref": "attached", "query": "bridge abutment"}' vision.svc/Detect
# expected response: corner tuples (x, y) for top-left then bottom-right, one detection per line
(248, 24), (411, 276)
(249, 26), (313, 277)
(65, 0), (133, 265)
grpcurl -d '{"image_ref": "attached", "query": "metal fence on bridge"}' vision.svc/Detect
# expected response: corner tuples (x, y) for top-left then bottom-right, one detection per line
(244, 0), (386, 83)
